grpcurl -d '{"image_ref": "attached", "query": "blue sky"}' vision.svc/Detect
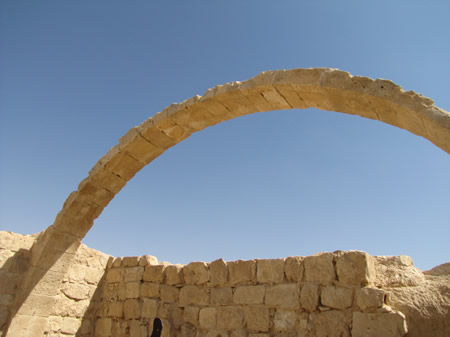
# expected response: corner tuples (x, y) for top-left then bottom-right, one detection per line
(1, 1), (449, 271)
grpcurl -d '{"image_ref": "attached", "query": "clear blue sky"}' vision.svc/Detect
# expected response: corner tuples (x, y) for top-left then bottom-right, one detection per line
(1, 1), (449, 271)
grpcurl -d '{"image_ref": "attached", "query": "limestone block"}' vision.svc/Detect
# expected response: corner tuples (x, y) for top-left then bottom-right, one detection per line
(6, 315), (49, 337)
(118, 127), (164, 165)
(228, 260), (256, 285)
(144, 264), (166, 282)
(205, 330), (229, 337)
(124, 299), (140, 319)
(161, 285), (179, 303)
(320, 286), (353, 309)
(311, 310), (351, 337)
(107, 301), (123, 317)
(335, 251), (375, 286)
(274, 309), (297, 332)
(125, 281), (140, 299)
(125, 266), (144, 282)
(169, 103), (222, 133)
(196, 95), (234, 122)
(300, 283), (319, 312)
(256, 259), (285, 284)
(95, 317), (112, 337)
(199, 307), (217, 329)
(142, 298), (159, 318)
(211, 287), (233, 305)
(61, 317), (81, 335)
(141, 282), (160, 298)
(304, 252), (336, 284)
(0, 231), (35, 252)
(356, 287), (386, 312)
(233, 285), (265, 304)
(351, 311), (407, 337)
(0, 270), (20, 294)
(101, 149), (145, 181)
(0, 248), (14, 269)
(138, 120), (177, 149)
(184, 261), (210, 285)
(19, 293), (57, 316)
(121, 256), (140, 267)
(184, 306), (200, 327)
(230, 330), (247, 337)
(106, 268), (122, 283)
(265, 284), (299, 309)
(285, 256), (304, 282)
(159, 303), (184, 328)
(244, 305), (270, 332)
(77, 178), (115, 208)
(112, 257), (122, 268)
(165, 264), (184, 285)
(216, 306), (245, 329)
(61, 282), (92, 300)
(139, 255), (159, 266)
(129, 320), (141, 337)
(179, 285), (209, 306)
(88, 165), (127, 195)
(209, 259), (228, 286)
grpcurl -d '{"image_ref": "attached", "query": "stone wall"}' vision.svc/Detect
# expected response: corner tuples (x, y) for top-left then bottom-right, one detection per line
(1, 231), (449, 337)
(0, 231), (110, 336)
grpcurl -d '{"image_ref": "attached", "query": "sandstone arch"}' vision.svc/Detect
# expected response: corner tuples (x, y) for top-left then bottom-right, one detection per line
(6, 68), (450, 335)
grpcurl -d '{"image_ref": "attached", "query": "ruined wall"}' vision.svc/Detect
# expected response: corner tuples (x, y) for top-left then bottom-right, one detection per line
(1, 231), (449, 336)
(0, 231), (110, 336)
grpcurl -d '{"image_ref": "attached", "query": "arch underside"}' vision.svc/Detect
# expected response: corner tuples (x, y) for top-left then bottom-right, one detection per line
(6, 68), (450, 335)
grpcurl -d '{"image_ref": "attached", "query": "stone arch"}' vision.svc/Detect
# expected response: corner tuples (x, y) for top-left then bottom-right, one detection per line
(6, 68), (449, 335)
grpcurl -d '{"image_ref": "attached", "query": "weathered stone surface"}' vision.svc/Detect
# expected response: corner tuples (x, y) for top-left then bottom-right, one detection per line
(256, 259), (284, 284)
(216, 306), (244, 329)
(233, 285), (265, 304)
(107, 301), (123, 317)
(139, 254), (159, 266)
(311, 310), (351, 337)
(228, 260), (256, 285)
(300, 283), (319, 312)
(124, 266), (144, 282)
(209, 259), (228, 286)
(95, 317), (112, 337)
(184, 306), (200, 327)
(304, 252), (336, 284)
(125, 281), (140, 299)
(274, 309), (296, 332)
(356, 287), (386, 312)
(184, 262), (210, 285)
(179, 286), (209, 306)
(336, 251), (375, 286)
(165, 264), (184, 285)
(244, 305), (269, 332)
(211, 287), (232, 305)
(320, 286), (353, 309)
(124, 299), (140, 319)
(143, 264), (166, 282)
(285, 256), (304, 282)
(141, 282), (159, 298)
(160, 285), (179, 303)
(199, 307), (216, 329)
(352, 311), (407, 337)
(265, 284), (299, 309)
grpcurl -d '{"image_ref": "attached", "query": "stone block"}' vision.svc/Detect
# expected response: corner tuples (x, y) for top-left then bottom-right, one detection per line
(205, 330), (229, 337)
(233, 285), (265, 304)
(274, 309), (297, 332)
(0, 271), (20, 294)
(6, 315), (48, 337)
(285, 256), (304, 282)
(124, 299), (140, 319)
(209, 259), (228, 286)
(121, 256), (140, 267)
(311, 310), (351, 337)
(125, 266), (144, 282)
(356, 287), (386, 312)
(300, 283), (319, 312)
(199, 307), (217, 329)
(106, 268), (122, 283)
(95, 317), (112, 337)
(118, 127), (163, 164)
(107, 301), (123, 317)
(336, 251), (375, 286)
(126, 281), (140, 299)
(179, 285), (209, 306)
(184, 306), (200, 326)
(61, 282), (92, 300)
(216, 306), (245, 329)
(61, 317), (81, 335)
(228, 260), (256, 285)
(304, 252), (336, 284)
(320, 286), (353, 309)
(351, 311), (407, 337)
(139, 254), (159, 266)
(77, 178), (115, 208)
(211, 287), (233, 305)
(141, 282), (160, 298)
(244, 305), (270, 332)
(184, 262), (210, 285)
(144, 264), (166, 282)
(142, 298), (158, 318)
(161, 285), (179, 303)
(256, 259), (284, 284)
(165, 264), (184, 285)
(265, 284), (299, 309)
